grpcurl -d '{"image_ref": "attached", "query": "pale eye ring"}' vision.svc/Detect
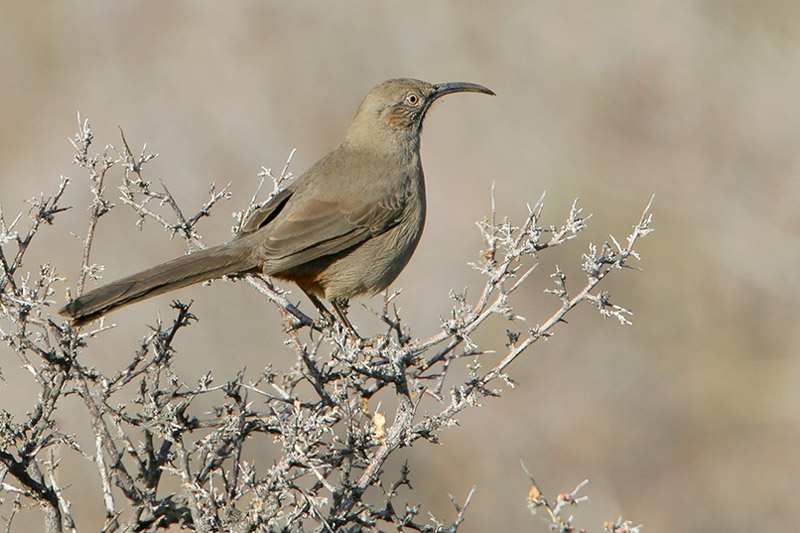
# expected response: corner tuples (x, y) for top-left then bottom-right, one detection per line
(405, 92), (420, 106)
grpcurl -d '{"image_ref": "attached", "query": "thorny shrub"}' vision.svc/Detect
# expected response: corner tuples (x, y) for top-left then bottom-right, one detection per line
(0, 118), (650, 532)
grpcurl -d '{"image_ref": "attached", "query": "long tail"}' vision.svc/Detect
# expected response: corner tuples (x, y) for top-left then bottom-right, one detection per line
(59, 243), (256, 326)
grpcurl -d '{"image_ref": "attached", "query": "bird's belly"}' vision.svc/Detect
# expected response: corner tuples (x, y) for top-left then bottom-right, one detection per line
(316, 217), (424, 300)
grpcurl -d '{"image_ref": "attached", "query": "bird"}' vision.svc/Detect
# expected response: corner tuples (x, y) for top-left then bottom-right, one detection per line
(59, 78), (495, 327)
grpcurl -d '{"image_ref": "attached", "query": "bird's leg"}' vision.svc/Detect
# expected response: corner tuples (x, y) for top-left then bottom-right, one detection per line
(330, 298), (359, 337)
(301, 291), (360, 338)
(302, 290), (336, 326)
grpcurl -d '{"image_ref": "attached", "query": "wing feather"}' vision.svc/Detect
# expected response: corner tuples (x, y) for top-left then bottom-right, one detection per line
(236, 150), (414, 273)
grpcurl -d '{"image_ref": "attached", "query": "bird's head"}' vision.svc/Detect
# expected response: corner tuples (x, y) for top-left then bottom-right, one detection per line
(344, 78), (495, 151)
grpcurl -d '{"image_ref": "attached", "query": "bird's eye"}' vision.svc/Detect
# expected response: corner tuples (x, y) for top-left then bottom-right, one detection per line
(405, 92), (420, 106)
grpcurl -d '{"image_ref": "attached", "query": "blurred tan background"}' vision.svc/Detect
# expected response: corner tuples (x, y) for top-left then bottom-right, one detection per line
(2, 1), (799, 531)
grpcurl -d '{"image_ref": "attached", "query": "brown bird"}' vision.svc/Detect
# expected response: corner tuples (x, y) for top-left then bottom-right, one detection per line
(59, 78), (495, 327)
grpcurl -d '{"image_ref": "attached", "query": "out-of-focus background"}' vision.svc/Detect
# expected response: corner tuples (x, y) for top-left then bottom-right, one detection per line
(2, 1), (799, 530)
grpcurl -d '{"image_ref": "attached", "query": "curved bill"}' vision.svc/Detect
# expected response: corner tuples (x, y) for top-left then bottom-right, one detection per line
(432, 81), (496, 99)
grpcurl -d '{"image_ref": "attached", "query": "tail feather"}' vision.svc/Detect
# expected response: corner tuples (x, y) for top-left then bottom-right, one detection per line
(59, 244), (254, 326)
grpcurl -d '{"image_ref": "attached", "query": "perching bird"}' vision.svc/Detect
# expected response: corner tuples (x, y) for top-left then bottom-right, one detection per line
(60, 78), (494, 326)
